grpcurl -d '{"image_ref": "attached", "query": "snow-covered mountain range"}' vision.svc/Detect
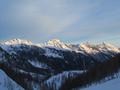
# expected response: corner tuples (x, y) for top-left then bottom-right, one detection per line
(0, 39), (120, 90)
(1, 39), (119, 59)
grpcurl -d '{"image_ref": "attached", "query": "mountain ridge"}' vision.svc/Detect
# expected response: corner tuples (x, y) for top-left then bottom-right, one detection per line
(1, 38), (119, 53)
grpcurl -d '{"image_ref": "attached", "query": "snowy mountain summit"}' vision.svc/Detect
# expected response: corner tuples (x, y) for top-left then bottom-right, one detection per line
(43, 39), (70, 50)
(3, 38), (32, 45)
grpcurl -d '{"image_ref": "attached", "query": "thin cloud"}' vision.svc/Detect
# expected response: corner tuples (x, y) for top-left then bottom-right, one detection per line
(0, 0), (120, 45)
(1, 0), (82, 34)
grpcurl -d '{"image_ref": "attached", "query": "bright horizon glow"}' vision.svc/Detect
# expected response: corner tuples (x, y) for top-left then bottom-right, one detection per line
(0, 0), (120, 46)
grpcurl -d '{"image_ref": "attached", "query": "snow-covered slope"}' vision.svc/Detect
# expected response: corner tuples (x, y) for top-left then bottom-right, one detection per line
(82, 76), (120, 90)
(0, 70), (24, 90)
(44, 71), (84, 90)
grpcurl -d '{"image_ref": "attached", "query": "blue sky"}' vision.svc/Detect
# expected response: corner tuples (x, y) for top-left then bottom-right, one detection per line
(0, 0), (120, 45)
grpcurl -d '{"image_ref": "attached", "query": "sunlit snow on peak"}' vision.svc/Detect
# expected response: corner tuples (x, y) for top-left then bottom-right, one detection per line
(3, 39), (32, 45)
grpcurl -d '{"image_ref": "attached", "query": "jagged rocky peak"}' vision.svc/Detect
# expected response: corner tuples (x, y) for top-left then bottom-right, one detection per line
(46, 39), (70, 49)
(79, 42), (113, 49)
(47, 39), (63, 45)
(3, 38), (32, 45)
(80, 42), (95, 48)
(100, 42), (117, 48)
(78, 42), (96, 53)
(97, 42), (120, 52)
(78, 42), (120, 54)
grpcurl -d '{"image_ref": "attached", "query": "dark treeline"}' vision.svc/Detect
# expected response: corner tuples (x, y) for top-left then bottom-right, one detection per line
(60, 54), (120, 90)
